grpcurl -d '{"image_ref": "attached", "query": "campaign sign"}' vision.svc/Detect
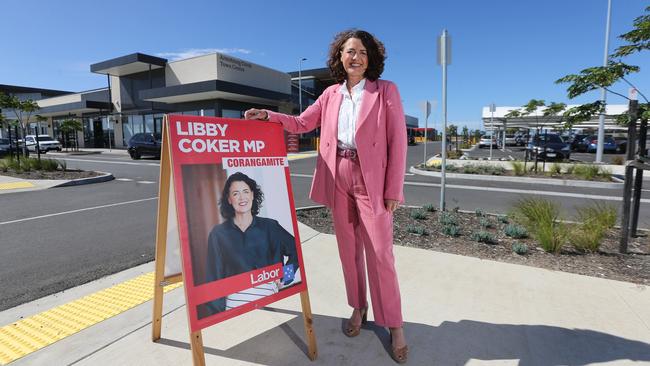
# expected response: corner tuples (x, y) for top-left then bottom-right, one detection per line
(167, 114), (307, 332)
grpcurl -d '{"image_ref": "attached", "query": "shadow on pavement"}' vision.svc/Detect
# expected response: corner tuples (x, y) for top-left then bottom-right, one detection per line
(155, 307), (650, 365)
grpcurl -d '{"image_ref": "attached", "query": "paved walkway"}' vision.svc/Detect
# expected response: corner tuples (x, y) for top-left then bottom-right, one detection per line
(1, 223), (649, 365)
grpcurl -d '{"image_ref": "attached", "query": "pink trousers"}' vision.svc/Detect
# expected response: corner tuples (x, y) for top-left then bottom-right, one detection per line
(331, 155), (403, 328)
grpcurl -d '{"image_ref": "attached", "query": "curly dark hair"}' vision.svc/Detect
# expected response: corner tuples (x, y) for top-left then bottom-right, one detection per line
(219, 172), (264, 220)
(327, 29), (386, 83)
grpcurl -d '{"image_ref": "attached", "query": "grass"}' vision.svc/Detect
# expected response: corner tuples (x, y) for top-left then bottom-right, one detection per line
(510, 161), (526, 176)
(410, 209), (427, 220)
(569, 202), (618, 252)
(549, 162), (563, 175)
(512, 197), (565, 253)
(1, 156), (63, 173)
(573, 164), (601, 181)
(423, 203), (437, 212)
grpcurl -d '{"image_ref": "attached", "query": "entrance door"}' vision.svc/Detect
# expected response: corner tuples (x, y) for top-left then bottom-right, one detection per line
(93, 119), (104, 148)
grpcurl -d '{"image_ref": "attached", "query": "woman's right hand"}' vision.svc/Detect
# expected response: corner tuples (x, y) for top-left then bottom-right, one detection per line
(244, 108), (269, 121)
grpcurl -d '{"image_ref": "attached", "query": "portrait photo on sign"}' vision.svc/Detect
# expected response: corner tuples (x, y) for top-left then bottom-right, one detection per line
(180, 163), (302, 319)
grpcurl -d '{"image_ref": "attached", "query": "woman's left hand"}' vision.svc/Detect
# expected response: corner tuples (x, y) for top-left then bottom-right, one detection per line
(384, 199), (399, 213)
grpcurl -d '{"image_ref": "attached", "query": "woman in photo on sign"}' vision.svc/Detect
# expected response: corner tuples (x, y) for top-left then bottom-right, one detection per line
(245, 29), (408, 363)
(204, 172), (300, 315)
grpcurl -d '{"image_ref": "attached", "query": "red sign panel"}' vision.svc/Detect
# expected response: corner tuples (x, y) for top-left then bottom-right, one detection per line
(167, 114), (307, 332)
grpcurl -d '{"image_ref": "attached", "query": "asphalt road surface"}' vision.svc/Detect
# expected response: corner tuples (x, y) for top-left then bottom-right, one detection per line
(0, 143), (648, 310)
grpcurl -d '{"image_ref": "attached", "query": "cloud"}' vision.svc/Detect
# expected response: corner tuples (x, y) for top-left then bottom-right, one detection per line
(155, 48), (252, 61)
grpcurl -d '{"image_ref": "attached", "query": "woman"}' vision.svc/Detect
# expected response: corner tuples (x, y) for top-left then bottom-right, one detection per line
(245, 29), (408, 363)
(204, 172), (299, 315)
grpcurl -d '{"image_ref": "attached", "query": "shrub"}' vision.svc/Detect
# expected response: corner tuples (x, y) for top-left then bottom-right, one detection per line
(498, 214), (509, 224)
(319, 210), (329, 218)
(58, 159), (67, 171)
(475, 208), (485, 217)
(579, 201), (617, 229)
(569, 201), (618, 252)
(410, 209), (427, 220)
(442, 224), (460, 237)
(599, 167), (612, 180)
(479, 217), (493, 229)
(407, 225), (429, 236)
(512, 197), (565, 253)
(612, 156), (625, 165)
(447, 150), (463, 159)
(510, 161), (525, 176)
(504, 224), (528, 238)
(565, 165), (575, 175)
(438, 212), (457, 226)
(423, 203), (437, 212)
(41, 159), (59, 171)
(8, 157), (21, 171)
(573, 164), (600, 180)
(0, 159), (8, 172)
(550, 163), (562, 175)
(19, 159), (31, 172)
(471, 231), (497, 244)
(512, 242), (529, 255)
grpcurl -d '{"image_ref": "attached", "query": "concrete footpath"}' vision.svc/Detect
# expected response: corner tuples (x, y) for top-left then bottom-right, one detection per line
(1, 223), (649, 365)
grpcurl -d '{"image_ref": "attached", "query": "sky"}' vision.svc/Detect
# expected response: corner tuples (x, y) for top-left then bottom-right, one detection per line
(1, 0), (648, 131)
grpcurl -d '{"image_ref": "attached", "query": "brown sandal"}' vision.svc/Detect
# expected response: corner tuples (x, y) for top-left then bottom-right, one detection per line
(343, 306), (368, 337)
(390, 330), (409, 364)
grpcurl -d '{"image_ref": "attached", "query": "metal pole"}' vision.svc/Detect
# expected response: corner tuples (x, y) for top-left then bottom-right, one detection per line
(630, 119), (647, 236)
(619, 99), (638, 253)
(596, 0), (612, 163)
(440, 30), (449, 211)
(423, 107), (428, 165)
(298, 58), (306, 114)
(489, 104), (494, 160)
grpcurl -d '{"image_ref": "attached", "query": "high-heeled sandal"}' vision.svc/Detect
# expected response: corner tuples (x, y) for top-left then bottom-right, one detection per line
(343, 306), (368, 337)
(390, 329), (409, 364)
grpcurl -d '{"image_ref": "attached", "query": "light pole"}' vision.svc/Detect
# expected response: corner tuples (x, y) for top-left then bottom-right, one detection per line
(596, 0), (612, 163)
(489, 103), (495, 160)
(438, 29), (451, 211)
(298, 57), (307, 114)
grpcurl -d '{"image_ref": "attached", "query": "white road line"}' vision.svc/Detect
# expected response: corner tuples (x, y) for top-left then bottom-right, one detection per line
(62, 158), (160, 167)
(404, 181), (650, 203)
(116, 178), (134, 181)
(291, 173), (314, 178)
(137, 181), (156, 184)
(0, 197), (158, 226)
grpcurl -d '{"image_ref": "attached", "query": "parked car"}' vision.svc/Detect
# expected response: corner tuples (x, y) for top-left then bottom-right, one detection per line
(478, 135), (497, 148)
(586, 136), (619, 153)
(0, 138), (14, 157)
(569, 134), (589, 151)
(504, 134), (517, 146)
(24, 135), (62, 153)
(127, 132), (162, 159)
(514, 134), (530, 146)
(527, 134), (571, 160)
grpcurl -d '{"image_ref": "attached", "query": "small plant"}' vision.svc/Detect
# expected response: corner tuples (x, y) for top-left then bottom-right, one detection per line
(438, 212), (457, 226)
(41, 159), (59, 171)
(407, 225), (429, 236)
(512, 242), (529, 255)
(19, 158), (31, 172)
(565, 165), (575, 175)
(579, 201), (617, 229)
(573, 164), (600, 180)
(612, 156), (625, 165)
(479, 217), (493, 229)
(512, 197), (565, 253)
(0, 159), (8, 172)
(504, 224), (528, 238)
(442, 224), (460, 237)
(510, 161), (525, 176)
(410, 209), (427, 220)
(475, 208), (485, 217)
(599, 167), (612, 180)
(550, 162), (562, 175)
(471, 231), (497, 244)
(498, 214), (509, 224)
(569, 201), (618, 252)
(423, 203), (437, 212)
(58, 159), (67, 171)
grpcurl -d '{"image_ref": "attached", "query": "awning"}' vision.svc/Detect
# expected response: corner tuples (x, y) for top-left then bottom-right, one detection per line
(91, 53), (167, 76)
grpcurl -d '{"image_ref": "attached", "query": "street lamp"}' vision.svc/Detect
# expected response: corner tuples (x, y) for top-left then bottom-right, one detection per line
(596, 0), (612, 163)
(298, 58), (307, 114)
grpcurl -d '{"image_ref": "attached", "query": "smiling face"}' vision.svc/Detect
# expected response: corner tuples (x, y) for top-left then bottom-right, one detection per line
(227, 180), (254, 215)
(340, 37), (368, 81)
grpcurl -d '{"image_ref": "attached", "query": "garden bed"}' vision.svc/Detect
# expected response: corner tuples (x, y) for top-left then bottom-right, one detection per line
(0, 156), (99, 180)
(297, 206), (650, 285)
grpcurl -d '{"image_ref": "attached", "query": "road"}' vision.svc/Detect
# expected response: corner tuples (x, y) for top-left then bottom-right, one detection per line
(0, 143), (648, 310)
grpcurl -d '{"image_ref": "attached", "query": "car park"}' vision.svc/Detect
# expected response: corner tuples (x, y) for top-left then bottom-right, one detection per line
(514, 133), (529, 146)
(504, 134), (517, 146)
(527, 134), (571, 160)
(569, 134), (589, 151)
(0, 138), (14, 157)
(478, 135), (497, 148)
(24, 135), (62, 153)
(586, 136), (619, 153)
(127, 132), (162, 159)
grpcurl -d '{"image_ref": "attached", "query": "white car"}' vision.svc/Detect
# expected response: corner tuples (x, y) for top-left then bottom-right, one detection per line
(478, 136), (497, 148)
(24, 135), (62, 153)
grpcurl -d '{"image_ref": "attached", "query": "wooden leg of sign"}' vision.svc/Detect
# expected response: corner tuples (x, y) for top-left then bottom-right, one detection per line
(300, 290), (318, 361)
(190, 330), (206, 366)
(152, 117), (172, 342)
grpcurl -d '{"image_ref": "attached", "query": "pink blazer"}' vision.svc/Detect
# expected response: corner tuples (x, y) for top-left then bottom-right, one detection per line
(266, 79), (407, 215)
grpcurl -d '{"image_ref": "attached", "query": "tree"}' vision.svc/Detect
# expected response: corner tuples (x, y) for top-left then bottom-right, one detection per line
(462, 125), (469, 143)
(59, 118), (83, 152)
(0, 92), (40, 157)
(556, 6), (650, 127)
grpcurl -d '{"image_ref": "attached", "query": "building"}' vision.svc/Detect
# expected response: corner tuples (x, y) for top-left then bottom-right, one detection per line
(0, 84), (72, 138)
(4, 52), (415, 151)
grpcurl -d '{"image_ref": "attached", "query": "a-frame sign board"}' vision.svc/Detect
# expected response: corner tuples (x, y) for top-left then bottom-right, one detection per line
(152, 115), (317, 365)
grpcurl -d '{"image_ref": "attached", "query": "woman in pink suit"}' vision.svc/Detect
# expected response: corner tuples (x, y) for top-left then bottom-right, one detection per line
(245, 29), (408, 363)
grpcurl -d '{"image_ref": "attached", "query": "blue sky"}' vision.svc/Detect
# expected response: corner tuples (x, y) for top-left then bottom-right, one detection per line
(1, 0), (648, 131)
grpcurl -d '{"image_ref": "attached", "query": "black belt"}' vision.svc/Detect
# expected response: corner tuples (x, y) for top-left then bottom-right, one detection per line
(336, 148), (358, 160)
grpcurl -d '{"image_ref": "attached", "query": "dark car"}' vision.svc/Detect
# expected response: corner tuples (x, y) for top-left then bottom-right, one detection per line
(407, 134), (417, 146)
(527, 134), (571, 161)
(586, 136), (619, 153)
(127, 132), (162, 159)
(0, 138), (14, 157)
(569, 134), (589, 151)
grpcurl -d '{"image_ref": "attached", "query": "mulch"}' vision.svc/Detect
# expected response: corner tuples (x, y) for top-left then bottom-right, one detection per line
(1, 170), (100, 180)
(297, 206), (650, 286)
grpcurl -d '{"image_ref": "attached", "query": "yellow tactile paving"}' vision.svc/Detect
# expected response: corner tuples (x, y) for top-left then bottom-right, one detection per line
(287, 152), (318, 161)
(0, 272), (182, 365)
(0, 182), (34, 190)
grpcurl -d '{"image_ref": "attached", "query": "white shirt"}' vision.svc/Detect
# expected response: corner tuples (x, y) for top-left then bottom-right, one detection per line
(337, 78), (366, 149)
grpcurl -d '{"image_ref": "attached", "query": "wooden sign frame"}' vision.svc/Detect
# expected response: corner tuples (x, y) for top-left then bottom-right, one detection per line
(151, 115), (317, 365)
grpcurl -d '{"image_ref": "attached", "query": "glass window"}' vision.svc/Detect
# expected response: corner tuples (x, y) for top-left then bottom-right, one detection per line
(222, 109), (241, 119)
